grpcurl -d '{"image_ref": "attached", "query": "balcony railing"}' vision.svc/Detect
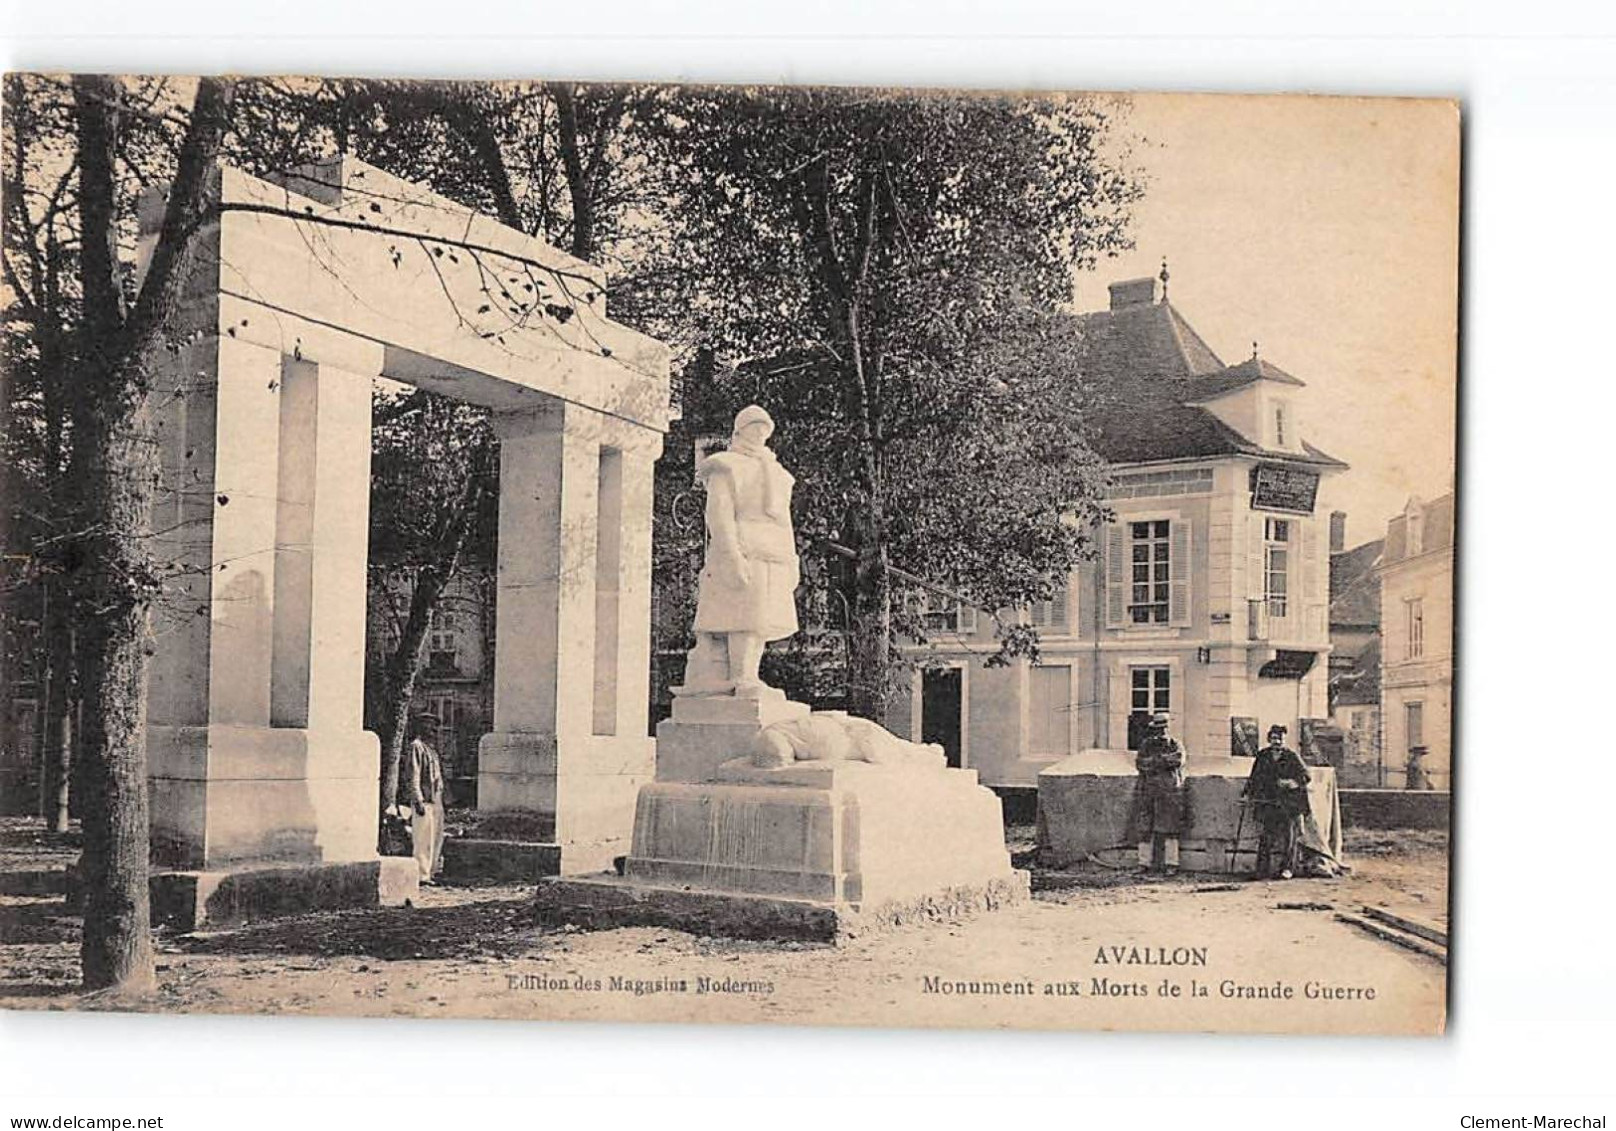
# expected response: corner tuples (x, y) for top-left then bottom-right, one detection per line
(1248, 600), (1326, 643)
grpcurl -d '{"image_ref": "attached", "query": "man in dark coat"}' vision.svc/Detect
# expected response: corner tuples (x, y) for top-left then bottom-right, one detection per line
(1133, 712), (1187, 874)
(1244, 723), (1310, 879)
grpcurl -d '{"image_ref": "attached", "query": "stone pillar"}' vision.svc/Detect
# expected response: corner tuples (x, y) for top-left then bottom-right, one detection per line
(476, 404), (658, 874)
(146, 330), (413, 927)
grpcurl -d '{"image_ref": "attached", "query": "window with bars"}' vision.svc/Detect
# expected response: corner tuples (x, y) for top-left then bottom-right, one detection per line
(1264, 517), (1290, 617)
(1129, 520), (1172, 625)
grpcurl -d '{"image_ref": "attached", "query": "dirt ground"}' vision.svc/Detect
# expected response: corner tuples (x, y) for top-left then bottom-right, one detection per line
(0, 818), (1449, 1034)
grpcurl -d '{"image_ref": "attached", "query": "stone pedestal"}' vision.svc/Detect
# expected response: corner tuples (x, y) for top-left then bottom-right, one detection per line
(654, 688), (808, 783)
(536, 727), (1028, 942)
(1036, 749), (1343, 873)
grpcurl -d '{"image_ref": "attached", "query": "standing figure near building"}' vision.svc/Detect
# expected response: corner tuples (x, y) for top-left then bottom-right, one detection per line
(1405, 744), (1433, 791)
(682, 404), (801, 696)
(401, 712), (447, 884)
(1132, 712), (1187, 874)
(1244, 723), (1311, 879)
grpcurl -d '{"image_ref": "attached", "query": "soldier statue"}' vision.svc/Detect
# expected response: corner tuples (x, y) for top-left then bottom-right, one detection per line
(680, 405), (801, 697)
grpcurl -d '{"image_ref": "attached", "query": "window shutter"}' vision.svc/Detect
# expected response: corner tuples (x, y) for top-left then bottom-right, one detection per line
(1301, 519), (1319, 606)
(1104, 524), (1126, 628)
(958, 603), (978, 635)
(1050, 581), (1069, 633)
(1169, 519), (1192, 626)
(1248, 510), (1266, 602)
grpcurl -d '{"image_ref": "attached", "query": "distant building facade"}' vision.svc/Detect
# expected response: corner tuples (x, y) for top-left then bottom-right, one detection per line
(1328, 530), (1384, 786)
(1378, 492), (1454, 791)
(365, 565), (495, 800)
(883, 274), (1347, 787)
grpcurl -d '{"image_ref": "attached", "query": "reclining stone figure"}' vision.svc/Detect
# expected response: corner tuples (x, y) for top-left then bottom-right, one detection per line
(750, 710), (947, 770)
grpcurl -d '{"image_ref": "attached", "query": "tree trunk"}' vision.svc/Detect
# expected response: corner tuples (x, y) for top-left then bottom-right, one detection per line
(377, 564), (451, 817)
(37, 585), (74, 833)
(844, 501), (894, 722)
(376, 458), (487, 817)
(75, 414), (158, 994)
(70, 73), (235, 994)
(550, 84), (598, 262)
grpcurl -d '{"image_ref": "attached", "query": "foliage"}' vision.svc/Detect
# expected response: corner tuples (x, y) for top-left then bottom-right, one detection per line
(650, 87), (1139, 711)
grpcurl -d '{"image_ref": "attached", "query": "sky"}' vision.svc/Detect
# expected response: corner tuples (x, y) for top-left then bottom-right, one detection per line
(1070, 93), (1460, 549)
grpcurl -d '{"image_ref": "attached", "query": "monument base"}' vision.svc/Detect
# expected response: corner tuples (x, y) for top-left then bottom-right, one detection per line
(1037, 749), (1344, 874)
(149, 856), (418, 932)
(535, 871), (1029, 944)
(535, 756), (1026, 942)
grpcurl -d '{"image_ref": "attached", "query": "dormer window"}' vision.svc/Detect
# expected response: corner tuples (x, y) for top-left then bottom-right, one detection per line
(1406, 500), (1424, 557)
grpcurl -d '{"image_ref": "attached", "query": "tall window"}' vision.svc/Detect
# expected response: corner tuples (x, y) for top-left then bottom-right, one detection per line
(1274, 402), (1289, 448)
(1405, 701), (1424, 750)
(429, 607), (458, 670)
(1406, 598), (1425, 659)
(1129, 520), (1171, 624)
(1264, 517), (1290, 617)
(1127, 665), (1170, 750)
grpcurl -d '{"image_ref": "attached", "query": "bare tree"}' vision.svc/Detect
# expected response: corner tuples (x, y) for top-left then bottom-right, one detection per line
(67, 74), (235, 993)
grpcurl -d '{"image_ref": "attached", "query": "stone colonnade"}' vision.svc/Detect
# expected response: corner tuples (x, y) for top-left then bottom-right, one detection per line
(140, 156), (672, 925)
(477, 404), (661, 872)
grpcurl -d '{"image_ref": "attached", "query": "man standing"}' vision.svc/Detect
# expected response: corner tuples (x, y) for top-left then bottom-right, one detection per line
(1133, 712), (1187, 874)
(1405, 745), (1433, 791)
(1244, 723), (1311, 880)
(401, 712), (447, 885)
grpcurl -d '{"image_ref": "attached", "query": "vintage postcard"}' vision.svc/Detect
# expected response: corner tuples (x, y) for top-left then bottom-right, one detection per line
(0, 78), (1457, 1035)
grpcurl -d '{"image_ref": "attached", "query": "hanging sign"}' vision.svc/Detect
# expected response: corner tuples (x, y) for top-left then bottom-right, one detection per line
(1250, 463), (1320, 514)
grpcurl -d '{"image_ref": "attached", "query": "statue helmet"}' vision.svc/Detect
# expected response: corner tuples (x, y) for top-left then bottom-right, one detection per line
(732, 404), (775, 440)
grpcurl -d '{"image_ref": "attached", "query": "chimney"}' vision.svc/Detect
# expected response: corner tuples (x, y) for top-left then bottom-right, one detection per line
(1330, 510), (1347, 554)
(1108, 277), (1158, 311)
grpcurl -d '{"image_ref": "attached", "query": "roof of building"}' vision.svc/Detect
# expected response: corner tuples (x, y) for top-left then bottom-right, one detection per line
(1330, 537), (1385, 627)
(1330, 634), (1381, 707)
(1181, 356), (1307, 401)
(1072, 296), (1345, 468)
(1384, 491), (1456, 564)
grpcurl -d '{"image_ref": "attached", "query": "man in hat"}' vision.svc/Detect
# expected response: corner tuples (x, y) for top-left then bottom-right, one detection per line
(400, 711), (447, 884)
(1243, 723), (1311, 880)
(682, 404), (801, 696)
(1133, 712), (1187, 874)
(1405, 745), (1433, 791)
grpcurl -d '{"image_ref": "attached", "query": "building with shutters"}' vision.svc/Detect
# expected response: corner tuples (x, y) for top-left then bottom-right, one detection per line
(365, 565), (495, 802)
(1378, 491), (1454, 791)
(883, 273), (1348, 788)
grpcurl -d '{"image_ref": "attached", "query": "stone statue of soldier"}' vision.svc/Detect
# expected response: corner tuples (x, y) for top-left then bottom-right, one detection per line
(680, 405), (800, 697)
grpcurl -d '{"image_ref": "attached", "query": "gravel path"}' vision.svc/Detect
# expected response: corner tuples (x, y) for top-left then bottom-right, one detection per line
(0, 818), (1447, 1034)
